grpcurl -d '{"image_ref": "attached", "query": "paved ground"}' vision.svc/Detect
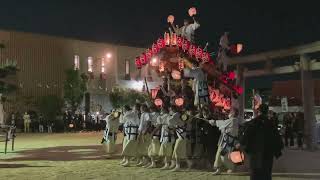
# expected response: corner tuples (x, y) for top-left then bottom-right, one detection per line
(0, 133), (319, 180)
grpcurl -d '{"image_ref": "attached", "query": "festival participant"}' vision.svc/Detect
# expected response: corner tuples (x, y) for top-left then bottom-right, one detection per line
(147, 106), (161, 168)
(202, 107), (221, 170)
(170, 106), (187, 172)
(101, 109), (120, 154)
(158, 107), (175, 170)
(209, 108), (239, 175)
(184, 65), (210, 107)
(172, 17), (200, 43)
(192, 107), (206, 168)
(184, 108), (195, 169)
(121, 104), (140, 167)
(136, 104), (151, 167)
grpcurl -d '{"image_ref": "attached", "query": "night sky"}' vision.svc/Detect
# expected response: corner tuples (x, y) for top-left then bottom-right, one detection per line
(0, 0), (319, 54)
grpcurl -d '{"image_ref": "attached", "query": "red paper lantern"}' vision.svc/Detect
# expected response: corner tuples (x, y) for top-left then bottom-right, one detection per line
(167, 15), (175, 24)
(152, 43), (159, 54)
(230, 43), (243, 54)
(135, 57), (142, 69)
(182, 38), (190, 52)
(175, 97), (184, 106)
(177, 36), (183, 48)
(195, 46), (203, 60)
(157, 38), (165, 49)
(188, 44), (196, 57)
(164, 32), (170, 46)
(188, 7), (197, 17)
(234, 85), (244, 95)
(228, 71), (236, 80)
(229, 151), (245, 164)
(140, 53), (147, 65)
(154, 98), (163, 107)
(145, 48), (152, 62)
(171, 33), (177, 46)
(159, 62), (165, 72)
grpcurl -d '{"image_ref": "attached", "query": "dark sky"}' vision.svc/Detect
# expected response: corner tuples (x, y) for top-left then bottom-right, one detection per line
(0, 0), (319, 54)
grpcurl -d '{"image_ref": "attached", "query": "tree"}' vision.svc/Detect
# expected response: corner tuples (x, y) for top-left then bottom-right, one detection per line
(38, 95), (63, 122)
(63, 69), (87, 112)
(109, 87), (149, 108)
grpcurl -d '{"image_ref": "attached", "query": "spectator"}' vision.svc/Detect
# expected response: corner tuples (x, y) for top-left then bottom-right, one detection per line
(283, 113), (294, 147)
(23, 112), (31, 133)
(241, 104), (283, 180)
(294, 113), (304, 149)
(11, 113), (15, 126)
(39, 114), (44, 133)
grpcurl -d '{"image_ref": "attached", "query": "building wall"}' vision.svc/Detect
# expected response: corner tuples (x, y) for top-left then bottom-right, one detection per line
(0, 29), (144, 113)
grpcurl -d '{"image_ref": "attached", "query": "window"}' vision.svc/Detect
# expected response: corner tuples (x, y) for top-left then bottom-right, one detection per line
(125, 60), (130, 75)
(88, 57), (93, 72)
(74, 55), (80, 70)
(125, 59), (130, 80)
(101, 58), (105, 73)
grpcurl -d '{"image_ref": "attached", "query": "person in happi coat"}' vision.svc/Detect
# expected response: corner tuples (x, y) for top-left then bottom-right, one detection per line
(101, 109), (120, 154)
(210, 108), (239, 175)
(120, 104), (140, 167)
(172, 17), (200, 43)
(136, 104), (152, 167)
(170, 106), (187, 171)
(147, 106), (161, 168)
(158, 107), (175, 170)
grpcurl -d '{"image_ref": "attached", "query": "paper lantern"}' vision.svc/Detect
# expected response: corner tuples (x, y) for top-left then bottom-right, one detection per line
(164, 32), (170, 46)
(140, 53), (147, 65)
(178, 59), (184, 71)
(69, 123), (74, 128)
(230, 43), (243, 54)
(171, 33), (177, 46)
(237, 44), (243, 53)
(167, 15), (175, 24)
(224, 98), (231, 110)
(135, 57), (142, 69)
(175, 97), (184, 106)
(171, 70), (181, 80)
(188, 44), (196, 57)
(154, 98), (163, 107)
(228, 71), (236, 80)
(151, 88), (159, 99)
(229, 151), (245, 164)
(157, 38), (165, 49)
(234, 85), (243, 95)
(151, 44), (159, 54)
(145, 48), (152, 62)
(188, 7), (197, 17)
(150, 57), (158, 66)
(195, 46), (203, 60)
(177, 36), (183, 48)
(182, 38), (190, 52)
(159, 62), (165, 72)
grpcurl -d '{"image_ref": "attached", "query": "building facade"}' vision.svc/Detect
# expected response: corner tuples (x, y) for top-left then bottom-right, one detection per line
(0, 29), (145, 113)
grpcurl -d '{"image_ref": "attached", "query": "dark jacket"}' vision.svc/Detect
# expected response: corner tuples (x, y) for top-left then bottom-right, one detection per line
(240, 115), (283, 168)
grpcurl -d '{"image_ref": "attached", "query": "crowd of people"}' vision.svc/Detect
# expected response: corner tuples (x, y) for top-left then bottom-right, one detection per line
(101, 102), (284, 180)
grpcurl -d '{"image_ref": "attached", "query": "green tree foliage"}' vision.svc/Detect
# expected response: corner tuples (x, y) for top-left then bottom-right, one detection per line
(0, 63), (18, 94)
(109, 87), (149, 108)
(38, 95), (63, 122)
(63, 69), (87, 111)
